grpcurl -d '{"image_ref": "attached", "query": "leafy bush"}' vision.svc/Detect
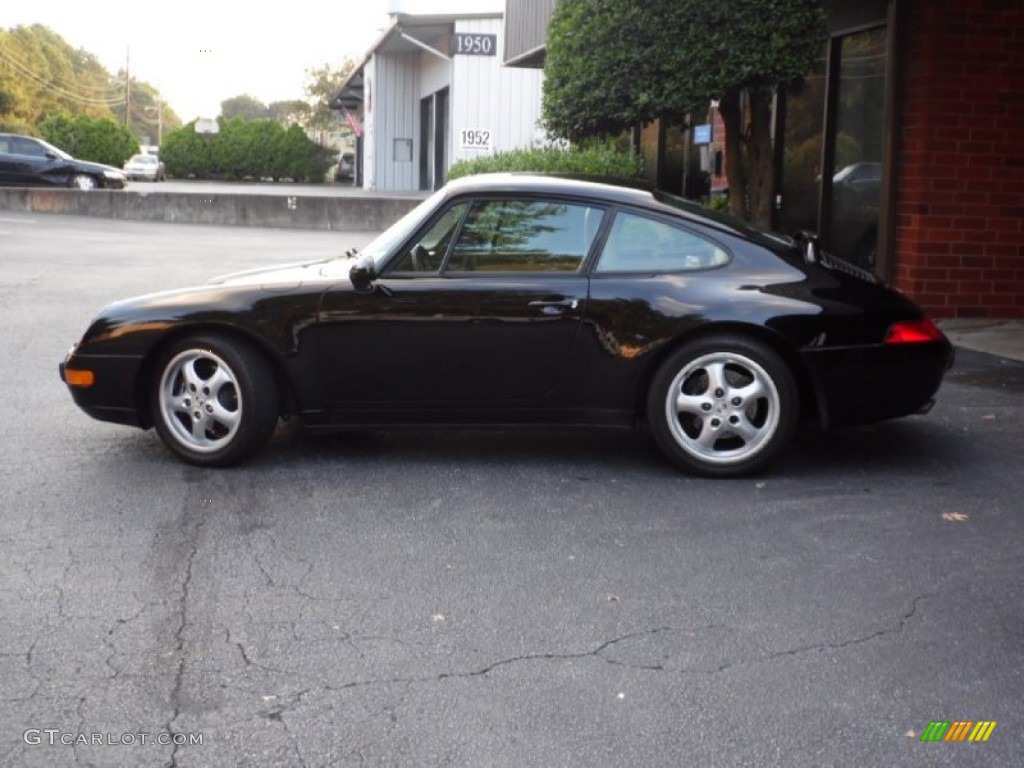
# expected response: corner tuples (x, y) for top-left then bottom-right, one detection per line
(38, 114), (138, 166)
(160, 122), (212, 179)
(447, 144), (643, 182)
(159, 118), (332, 182)
(706, 194), (731, 213)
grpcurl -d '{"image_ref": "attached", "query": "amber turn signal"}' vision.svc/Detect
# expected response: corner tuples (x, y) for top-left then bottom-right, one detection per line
(64, 368), (95, 387)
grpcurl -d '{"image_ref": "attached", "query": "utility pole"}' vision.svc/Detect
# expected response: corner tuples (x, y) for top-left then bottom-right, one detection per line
(125, 45), (131, 129)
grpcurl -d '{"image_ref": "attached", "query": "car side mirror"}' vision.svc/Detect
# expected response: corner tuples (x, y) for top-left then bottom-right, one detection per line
(349, 254), (377, 293)
(45, 150), (58, 160)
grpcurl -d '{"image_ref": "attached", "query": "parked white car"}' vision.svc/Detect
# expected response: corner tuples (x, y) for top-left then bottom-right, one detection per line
(123, 153), (166, 182)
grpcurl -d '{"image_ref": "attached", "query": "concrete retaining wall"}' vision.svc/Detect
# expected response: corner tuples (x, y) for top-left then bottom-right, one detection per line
(0, 188), (423, 231)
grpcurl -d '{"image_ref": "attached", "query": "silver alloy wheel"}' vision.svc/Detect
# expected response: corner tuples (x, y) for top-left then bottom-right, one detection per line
(158, 349), (242, 454)
(70, 174), (97, 190)
(664, 351), (781, 466)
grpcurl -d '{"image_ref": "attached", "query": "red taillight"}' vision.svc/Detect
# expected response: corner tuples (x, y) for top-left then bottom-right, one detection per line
(884, 319), (945, 344)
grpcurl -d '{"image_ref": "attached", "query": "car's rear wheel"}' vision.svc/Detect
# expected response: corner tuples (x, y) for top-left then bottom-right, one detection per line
(69, 174), (98, 190)
(151, 334), (279, 466)
(647, 336), (798, 477)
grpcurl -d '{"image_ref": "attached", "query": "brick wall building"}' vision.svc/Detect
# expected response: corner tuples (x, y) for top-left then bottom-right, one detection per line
(893, 0), (1024, 318)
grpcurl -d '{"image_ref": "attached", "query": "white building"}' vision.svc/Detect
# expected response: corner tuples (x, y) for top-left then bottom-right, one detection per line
(331, 0), (545, 192)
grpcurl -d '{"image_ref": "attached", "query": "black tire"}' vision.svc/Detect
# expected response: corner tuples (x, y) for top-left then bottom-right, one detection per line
(150, 333), (279, 467)
(647, 335), (798, 477)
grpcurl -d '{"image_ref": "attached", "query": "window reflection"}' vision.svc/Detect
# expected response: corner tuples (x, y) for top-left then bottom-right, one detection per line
(828, 27), (887, 269)
(595, 212), (729, 272)
(449, 200), (603, 273)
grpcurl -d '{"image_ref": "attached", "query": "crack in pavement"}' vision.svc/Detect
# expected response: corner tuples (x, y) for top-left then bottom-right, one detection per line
(708, 592), (938, 674)
(251, 594), (936, 706)
(165, 510), (206, 768)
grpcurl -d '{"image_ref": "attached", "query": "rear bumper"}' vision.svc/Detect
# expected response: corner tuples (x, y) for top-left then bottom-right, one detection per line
(804, 339), (954, 428)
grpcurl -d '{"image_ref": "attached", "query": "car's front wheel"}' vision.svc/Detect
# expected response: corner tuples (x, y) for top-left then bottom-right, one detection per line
(647, 336), (798, 477)
(69, 174), (98, 190)
(151, 334), (279, 466)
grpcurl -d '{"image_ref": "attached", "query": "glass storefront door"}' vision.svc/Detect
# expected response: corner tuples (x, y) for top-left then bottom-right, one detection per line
(778, 21), (890, 273)
(827, 26), (888, 270)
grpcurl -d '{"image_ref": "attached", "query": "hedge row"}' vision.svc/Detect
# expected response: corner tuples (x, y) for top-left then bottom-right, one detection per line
(38, 114), (138, 167)
(446, 144), (644, 181)
(160, 118), (333, 182)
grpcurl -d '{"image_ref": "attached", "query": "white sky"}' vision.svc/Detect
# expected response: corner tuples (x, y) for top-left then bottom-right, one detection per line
(1, 1), (395, 122)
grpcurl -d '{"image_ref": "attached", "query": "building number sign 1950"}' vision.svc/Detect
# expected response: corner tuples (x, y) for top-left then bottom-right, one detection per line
(453, 33), (497, 56)
(460, 129), (491, 151)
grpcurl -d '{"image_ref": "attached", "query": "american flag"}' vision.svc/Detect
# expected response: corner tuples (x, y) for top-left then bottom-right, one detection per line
(342, 107), (363, 138)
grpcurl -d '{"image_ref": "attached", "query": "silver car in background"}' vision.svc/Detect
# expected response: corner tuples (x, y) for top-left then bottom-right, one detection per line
(123, 153), (166, 182)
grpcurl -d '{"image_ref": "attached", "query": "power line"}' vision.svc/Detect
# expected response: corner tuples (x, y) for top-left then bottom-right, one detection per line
(0, 50), (124, 106)
(0, 44), (127, 93)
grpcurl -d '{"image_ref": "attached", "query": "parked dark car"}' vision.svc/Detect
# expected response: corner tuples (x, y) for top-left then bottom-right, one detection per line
(335, 151), (355, 182)
(0, 133), (127, 190)
(59, 174), (953, 475)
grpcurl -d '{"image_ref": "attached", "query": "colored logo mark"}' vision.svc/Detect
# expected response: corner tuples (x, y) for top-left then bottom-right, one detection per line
(920, 721), (996, 742)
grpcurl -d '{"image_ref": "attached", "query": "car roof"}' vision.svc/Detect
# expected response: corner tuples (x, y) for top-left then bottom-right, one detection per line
(441, 172), (784, 244)
(443, 172), (657, 206)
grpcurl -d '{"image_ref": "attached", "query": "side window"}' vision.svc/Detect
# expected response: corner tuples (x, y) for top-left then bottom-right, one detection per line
(389, 203), (468, 273)
(447, 199), (603, 273)
(12, 138), (46, 158)
(595, 212), (729, 273)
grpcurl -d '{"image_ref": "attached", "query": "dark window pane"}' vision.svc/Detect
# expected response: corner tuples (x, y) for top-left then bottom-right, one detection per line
(828, 27), (887, 270)
(448, 200), (602, 273)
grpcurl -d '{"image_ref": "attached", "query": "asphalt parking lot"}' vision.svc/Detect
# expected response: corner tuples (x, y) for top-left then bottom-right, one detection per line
(1, 212), (1022, 767)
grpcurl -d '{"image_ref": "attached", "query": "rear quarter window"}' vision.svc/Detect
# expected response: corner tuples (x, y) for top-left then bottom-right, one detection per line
(595, 211), (730, 273)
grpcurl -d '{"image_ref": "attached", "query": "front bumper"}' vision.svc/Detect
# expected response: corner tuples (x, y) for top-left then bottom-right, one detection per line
(60, 351), (147, 428)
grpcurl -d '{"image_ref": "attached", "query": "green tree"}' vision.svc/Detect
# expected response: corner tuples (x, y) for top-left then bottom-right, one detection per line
(110, 77), (183, 146)
(268, 99), (310, 126)
(542, 0), (827, 226)
(220, 94), (270, 121)
(0, 24), (123, 125)
(303, 60), (356, 132)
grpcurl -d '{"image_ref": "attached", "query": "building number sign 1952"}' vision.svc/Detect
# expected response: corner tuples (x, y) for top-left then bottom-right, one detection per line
(453, 34), (497, 56)
(460, 129), (491, 151)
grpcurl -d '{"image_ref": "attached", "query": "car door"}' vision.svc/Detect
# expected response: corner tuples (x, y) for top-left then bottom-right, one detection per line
(7, 137), (54, 185)
(317, 196), (605, 420)
(0, 135), (23, 184)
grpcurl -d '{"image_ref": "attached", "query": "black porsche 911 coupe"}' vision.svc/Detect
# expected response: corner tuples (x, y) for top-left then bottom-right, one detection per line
(59, 174), (953, 476)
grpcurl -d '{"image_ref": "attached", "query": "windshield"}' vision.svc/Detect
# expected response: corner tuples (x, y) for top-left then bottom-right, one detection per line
(360, 188), (447, 267)
(37, 138), (73, 161)
(129, 155), (156, 164)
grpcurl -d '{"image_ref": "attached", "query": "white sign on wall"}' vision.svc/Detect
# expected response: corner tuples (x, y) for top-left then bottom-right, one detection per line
(459, 128), (492, 152)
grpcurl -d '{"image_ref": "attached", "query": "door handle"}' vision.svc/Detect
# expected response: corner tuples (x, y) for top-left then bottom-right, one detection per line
(532, 301), (581, 313)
